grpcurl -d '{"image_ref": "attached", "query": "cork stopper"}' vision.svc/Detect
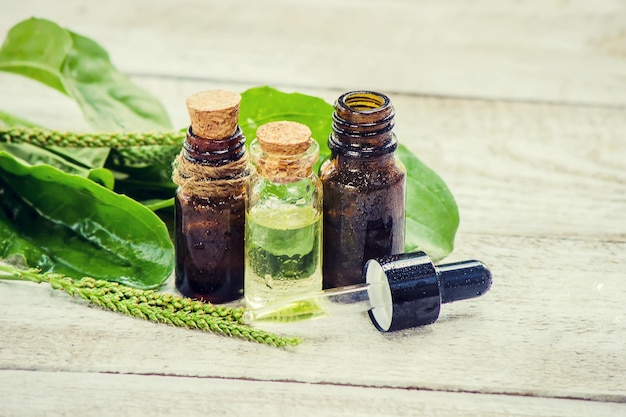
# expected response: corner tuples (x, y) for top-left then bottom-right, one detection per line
(256, 121), (312, 155)
(186, 90), (241, 139)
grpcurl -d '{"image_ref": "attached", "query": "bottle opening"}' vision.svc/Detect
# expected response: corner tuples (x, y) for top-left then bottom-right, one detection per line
(333, 90), (394, 132)
(342, 91), (389, 112)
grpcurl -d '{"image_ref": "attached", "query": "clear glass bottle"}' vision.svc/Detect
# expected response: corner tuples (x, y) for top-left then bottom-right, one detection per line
(320, 91), (406, 289)
(244, 121), (323, 309)
(173, 90), (249, 303)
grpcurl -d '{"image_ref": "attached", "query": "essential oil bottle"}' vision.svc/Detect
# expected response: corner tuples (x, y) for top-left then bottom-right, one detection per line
(172, 90), (249, 303)
(320, 91), (406, 289)
(244, 121), (323, 309)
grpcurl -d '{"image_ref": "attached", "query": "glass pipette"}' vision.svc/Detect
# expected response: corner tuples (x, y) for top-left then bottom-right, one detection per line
(244, 251), (492, 332)
(243, 282), (381, 323)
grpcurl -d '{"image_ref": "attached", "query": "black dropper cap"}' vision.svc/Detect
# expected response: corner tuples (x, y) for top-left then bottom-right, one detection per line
(363, 251), (492, 332)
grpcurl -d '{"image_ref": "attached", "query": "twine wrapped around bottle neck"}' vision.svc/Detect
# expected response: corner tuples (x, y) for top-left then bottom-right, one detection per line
(172, 152), (249, 198)
(173, 89), (249, 198)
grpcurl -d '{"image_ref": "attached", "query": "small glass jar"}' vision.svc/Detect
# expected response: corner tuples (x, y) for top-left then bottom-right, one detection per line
(244, 121), (323, 309)
(320, 91), (406, 289)
(173, 90), (248, 303)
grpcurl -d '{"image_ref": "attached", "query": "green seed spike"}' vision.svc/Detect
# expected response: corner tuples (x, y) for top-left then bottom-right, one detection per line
(0, 126), (185, 166)
(0, 263), (300, 348)
(0, 126), (185, 148)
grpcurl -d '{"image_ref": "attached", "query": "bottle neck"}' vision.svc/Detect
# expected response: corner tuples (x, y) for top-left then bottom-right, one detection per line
(183, 126), (246, 165)
(250, 138), (319, 183)
(329, 131), (397, 159)
(173, 125), (249, 197)
(330, 90), (397, 159)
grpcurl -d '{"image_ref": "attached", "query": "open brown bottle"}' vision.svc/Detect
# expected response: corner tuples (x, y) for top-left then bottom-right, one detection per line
(320, 91), (406, 289)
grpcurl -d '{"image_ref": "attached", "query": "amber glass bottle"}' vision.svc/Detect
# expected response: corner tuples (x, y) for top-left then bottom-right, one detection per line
(320, 91), (406, 289)
(173, 90), (249, 303)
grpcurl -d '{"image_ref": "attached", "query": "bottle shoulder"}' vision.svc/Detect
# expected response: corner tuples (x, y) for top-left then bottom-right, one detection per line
(247, 175), (322, 210)
(176, 191), (246, 210)
(320, 156), (405, 188)
(248, 173), (322, 191)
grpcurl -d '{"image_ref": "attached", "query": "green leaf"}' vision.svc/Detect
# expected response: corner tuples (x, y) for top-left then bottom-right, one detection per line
(0, 18), (172, 131)
(397, 144), (459, 260)
(46, 146), (110, 170)
(108, 162), (178, 203)
(0, 151), (174, 289)
(0, 110), (39, 128)
(239, 86), (458, 260)
(0, 142), (112, 187)
(0, 142), (92, 175)
(87, 167), (115, 190)
(142, 197), (175, 212)
(0, 18), (71, 94)
(240, 86), (332, 167)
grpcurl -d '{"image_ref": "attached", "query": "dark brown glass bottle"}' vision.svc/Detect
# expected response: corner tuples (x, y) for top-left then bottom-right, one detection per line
(173, 90), (249, 303)
(320, 91), (406, 289)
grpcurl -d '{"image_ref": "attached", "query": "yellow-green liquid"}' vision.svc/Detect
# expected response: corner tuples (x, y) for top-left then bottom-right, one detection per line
(247, 299), (329, 323)
(245, 205), (322, 309)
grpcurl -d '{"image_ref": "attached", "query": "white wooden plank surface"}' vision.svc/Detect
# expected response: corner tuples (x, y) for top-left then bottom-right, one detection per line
(2, 370), (625, 417)
(1, 234), (624, 402)
(1, 0), (625, 106)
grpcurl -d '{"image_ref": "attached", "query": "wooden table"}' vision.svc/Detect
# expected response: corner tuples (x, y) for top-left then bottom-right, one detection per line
(1, 1), (625, 415)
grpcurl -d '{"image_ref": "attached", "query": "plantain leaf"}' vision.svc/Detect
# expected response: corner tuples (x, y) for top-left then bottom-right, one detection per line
(0, 18), (70, 94)
(240, 86), (332, 167)
(0, 17), (172, 131)
(396, 144), (459, 260)
(239, 86), (459, 259)
(0, 151), (174, 289)
(0, 110), (39, 128)
(0, 142), (92, 175)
